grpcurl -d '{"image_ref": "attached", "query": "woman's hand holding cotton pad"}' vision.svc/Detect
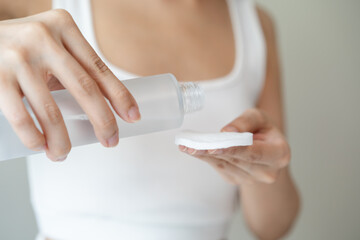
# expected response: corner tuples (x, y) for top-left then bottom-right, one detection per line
(176, 109), (291, 185)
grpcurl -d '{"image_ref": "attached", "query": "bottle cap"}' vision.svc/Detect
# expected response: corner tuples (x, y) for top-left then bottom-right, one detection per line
(179, 82), (204, 114)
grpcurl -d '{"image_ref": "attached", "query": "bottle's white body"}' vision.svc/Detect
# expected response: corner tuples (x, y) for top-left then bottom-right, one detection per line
(0, 74), (199, 161)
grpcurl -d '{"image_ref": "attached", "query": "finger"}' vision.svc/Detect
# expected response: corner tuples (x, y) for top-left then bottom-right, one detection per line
(199, 156), (239, 184)
(213, 154), (278, 184)
(198, 155), (254, 185)
(221, 108), (269, 133)
(179, 146), (207, 156)
(16, 64), (71, 161)
(46, 47), (119, 148)
(178, 146), (241, 183)
(204, 148), (275, 181)
(178, 145), (187, 152)
(60, 22), (140, 122)
(207, 148), (268, 169)
(216, 145), (268, 166)
(46, 74), (65, 91)
(218, 141), (285, 167)
(225, 145), (265, 165)
(183, 146), (274, 169)
(0, 74), (46, 151)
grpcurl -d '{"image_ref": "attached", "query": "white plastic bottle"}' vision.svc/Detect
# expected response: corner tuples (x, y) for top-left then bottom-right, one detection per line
(0, 74), (204, 161)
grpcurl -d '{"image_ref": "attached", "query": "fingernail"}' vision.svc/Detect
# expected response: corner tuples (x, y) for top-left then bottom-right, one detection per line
(208, 149), (218, 154)
(217, 149), (224, 154)
(188, 148), (197, 155)
(222, 126), (239, 132)
(56, 155), (67, 162)
(107, 131), (119, 147)
(127, 106), (141, 122)
(178, 145), (187, 152)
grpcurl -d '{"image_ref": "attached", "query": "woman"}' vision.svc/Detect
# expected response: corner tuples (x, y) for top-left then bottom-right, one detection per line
(0, 0), (300, 239)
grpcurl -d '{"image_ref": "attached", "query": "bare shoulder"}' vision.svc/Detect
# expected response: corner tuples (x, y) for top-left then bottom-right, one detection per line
(0, 0), (51, 20)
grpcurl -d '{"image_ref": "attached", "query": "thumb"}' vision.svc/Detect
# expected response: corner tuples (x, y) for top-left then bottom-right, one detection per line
(221, 109), (269, 133)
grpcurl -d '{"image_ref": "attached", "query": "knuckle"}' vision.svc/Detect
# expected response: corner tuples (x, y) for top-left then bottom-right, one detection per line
(24, 22), (49, 36)
(245, 108), (259, 117)
(77, 74), (97, 96)
(20, 22), (53, 46)
(235, 121), (250, 132)
(274, 137), (288, 150)
(260, 171), (277, 184)
(98, 115), (117, 131)
(44, 103), (62, 125)
(50, 9), (74, 26)
(255, 109), (265, 123)
(278, 151), (291, 168)
(247, 108), (265, 123)
(274, 139), (291, 167)
(249, 108), (261, 117)
(90, 54), (110, 75)
(112, 85), (132, 102)
(230, 157), (240, 164)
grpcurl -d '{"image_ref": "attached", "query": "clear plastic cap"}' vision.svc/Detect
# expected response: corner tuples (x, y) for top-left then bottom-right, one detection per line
(179, 82), (204, 114)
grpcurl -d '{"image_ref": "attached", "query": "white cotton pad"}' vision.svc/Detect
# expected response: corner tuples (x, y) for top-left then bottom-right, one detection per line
(175, 130), (253, 150)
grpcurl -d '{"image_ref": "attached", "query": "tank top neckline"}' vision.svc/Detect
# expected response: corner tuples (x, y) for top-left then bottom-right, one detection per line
(80, 0), (245, 89)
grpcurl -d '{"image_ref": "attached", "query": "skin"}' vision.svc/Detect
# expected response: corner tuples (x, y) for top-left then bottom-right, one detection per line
(0, 0), (300, 239)
(0, 0), (141, 162)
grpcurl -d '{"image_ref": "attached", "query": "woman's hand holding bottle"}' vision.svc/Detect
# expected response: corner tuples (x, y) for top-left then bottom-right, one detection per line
(0, 9), (140, 161)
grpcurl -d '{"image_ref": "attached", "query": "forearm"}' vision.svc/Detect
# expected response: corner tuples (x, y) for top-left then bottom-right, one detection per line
(240, 167), (300, 240)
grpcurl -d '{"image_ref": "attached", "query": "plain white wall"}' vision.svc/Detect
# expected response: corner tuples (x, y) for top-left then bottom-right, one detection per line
(229, 0), (360, 239)
(0, 0), (359, 239)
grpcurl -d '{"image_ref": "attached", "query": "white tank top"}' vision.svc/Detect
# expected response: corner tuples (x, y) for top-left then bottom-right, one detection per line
(28, 0), (266, 239)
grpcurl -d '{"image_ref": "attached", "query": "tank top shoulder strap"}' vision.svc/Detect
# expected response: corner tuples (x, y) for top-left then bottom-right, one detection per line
(51, 0), (96, 47)
(228, 0), (266, 104)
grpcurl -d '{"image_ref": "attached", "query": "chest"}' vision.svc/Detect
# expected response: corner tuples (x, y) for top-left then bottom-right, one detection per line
(91, 0), (236, 82)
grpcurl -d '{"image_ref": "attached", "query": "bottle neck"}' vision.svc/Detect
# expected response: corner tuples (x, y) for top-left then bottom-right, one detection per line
(179, 82), (204, 114)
